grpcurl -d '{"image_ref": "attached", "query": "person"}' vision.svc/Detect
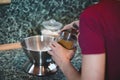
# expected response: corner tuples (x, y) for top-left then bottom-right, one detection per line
(48, 0), (120, 80)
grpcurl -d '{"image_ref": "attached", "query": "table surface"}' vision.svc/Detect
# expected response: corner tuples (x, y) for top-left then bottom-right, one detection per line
(0, 46), (81, 80)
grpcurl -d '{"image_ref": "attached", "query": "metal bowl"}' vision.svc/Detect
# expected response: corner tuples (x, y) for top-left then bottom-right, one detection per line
(21, 35), (57, 76)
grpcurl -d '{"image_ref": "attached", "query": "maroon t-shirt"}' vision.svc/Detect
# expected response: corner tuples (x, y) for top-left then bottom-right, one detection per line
(78, 0), (120, 80)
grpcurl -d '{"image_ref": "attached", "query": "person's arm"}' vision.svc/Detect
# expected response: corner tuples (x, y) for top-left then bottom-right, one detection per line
(48, 41), (81, 80)
(48, 42), (105, 80)
(59, 53), (105, 80)
(81, 53), (105, 80)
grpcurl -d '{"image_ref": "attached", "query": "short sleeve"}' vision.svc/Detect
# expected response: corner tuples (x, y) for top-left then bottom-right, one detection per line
(78, 9), (105, 54)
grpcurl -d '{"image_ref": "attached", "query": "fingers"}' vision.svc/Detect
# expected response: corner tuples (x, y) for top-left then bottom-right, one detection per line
(48, 50), (53, 56)
(48, 41), (76, 60)
(60, 24), (72, 32)
(48, 41), (61, 55)
(48, 41), (56, 56)
(60, 20), (79, 33)
(49, 41), (62, 48)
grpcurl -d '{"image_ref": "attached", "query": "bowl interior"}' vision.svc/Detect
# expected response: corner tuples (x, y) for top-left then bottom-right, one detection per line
(22, 35), (54, 51)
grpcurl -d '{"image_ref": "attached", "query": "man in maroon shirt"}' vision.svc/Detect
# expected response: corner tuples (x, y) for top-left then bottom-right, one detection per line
(48, 0), (120, 80)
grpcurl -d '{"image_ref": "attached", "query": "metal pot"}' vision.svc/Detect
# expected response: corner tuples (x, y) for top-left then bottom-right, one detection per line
(21, 35), (57, 76)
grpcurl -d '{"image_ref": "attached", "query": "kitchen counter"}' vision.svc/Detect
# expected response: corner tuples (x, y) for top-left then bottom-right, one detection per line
(0, 46), (81, 80)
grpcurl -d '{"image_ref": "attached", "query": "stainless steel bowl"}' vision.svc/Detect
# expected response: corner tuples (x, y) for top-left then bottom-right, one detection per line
(21, 35), (57, 76)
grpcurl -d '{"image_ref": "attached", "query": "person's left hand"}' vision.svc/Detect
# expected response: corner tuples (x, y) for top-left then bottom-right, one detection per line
(48, 41), (75, 68)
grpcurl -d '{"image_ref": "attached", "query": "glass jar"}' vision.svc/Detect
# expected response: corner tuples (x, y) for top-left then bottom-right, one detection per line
(57, 29), (77, 50)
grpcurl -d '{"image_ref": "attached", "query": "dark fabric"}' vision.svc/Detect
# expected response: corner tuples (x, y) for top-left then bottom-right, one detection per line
(78, 0), (120, 80)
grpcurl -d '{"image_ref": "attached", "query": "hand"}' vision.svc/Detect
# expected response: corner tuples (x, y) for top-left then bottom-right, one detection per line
(60, 20), (79, 32)
(48, 41), (75, 67)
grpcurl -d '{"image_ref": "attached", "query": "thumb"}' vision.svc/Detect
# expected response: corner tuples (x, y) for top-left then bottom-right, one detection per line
(48, 50), (54, 56)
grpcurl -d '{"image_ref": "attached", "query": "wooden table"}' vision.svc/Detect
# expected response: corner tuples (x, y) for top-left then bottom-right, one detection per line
(0, 0), (11, 4)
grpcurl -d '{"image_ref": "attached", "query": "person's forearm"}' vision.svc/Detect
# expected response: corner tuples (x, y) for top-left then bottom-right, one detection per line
(59, 60), (81, 80)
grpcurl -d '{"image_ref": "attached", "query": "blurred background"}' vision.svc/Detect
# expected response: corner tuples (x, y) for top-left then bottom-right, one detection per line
(0, 0), (99, 80)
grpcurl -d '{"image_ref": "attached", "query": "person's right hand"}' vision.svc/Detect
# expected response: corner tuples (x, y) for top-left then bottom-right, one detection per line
(48, 41), (75, 67)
